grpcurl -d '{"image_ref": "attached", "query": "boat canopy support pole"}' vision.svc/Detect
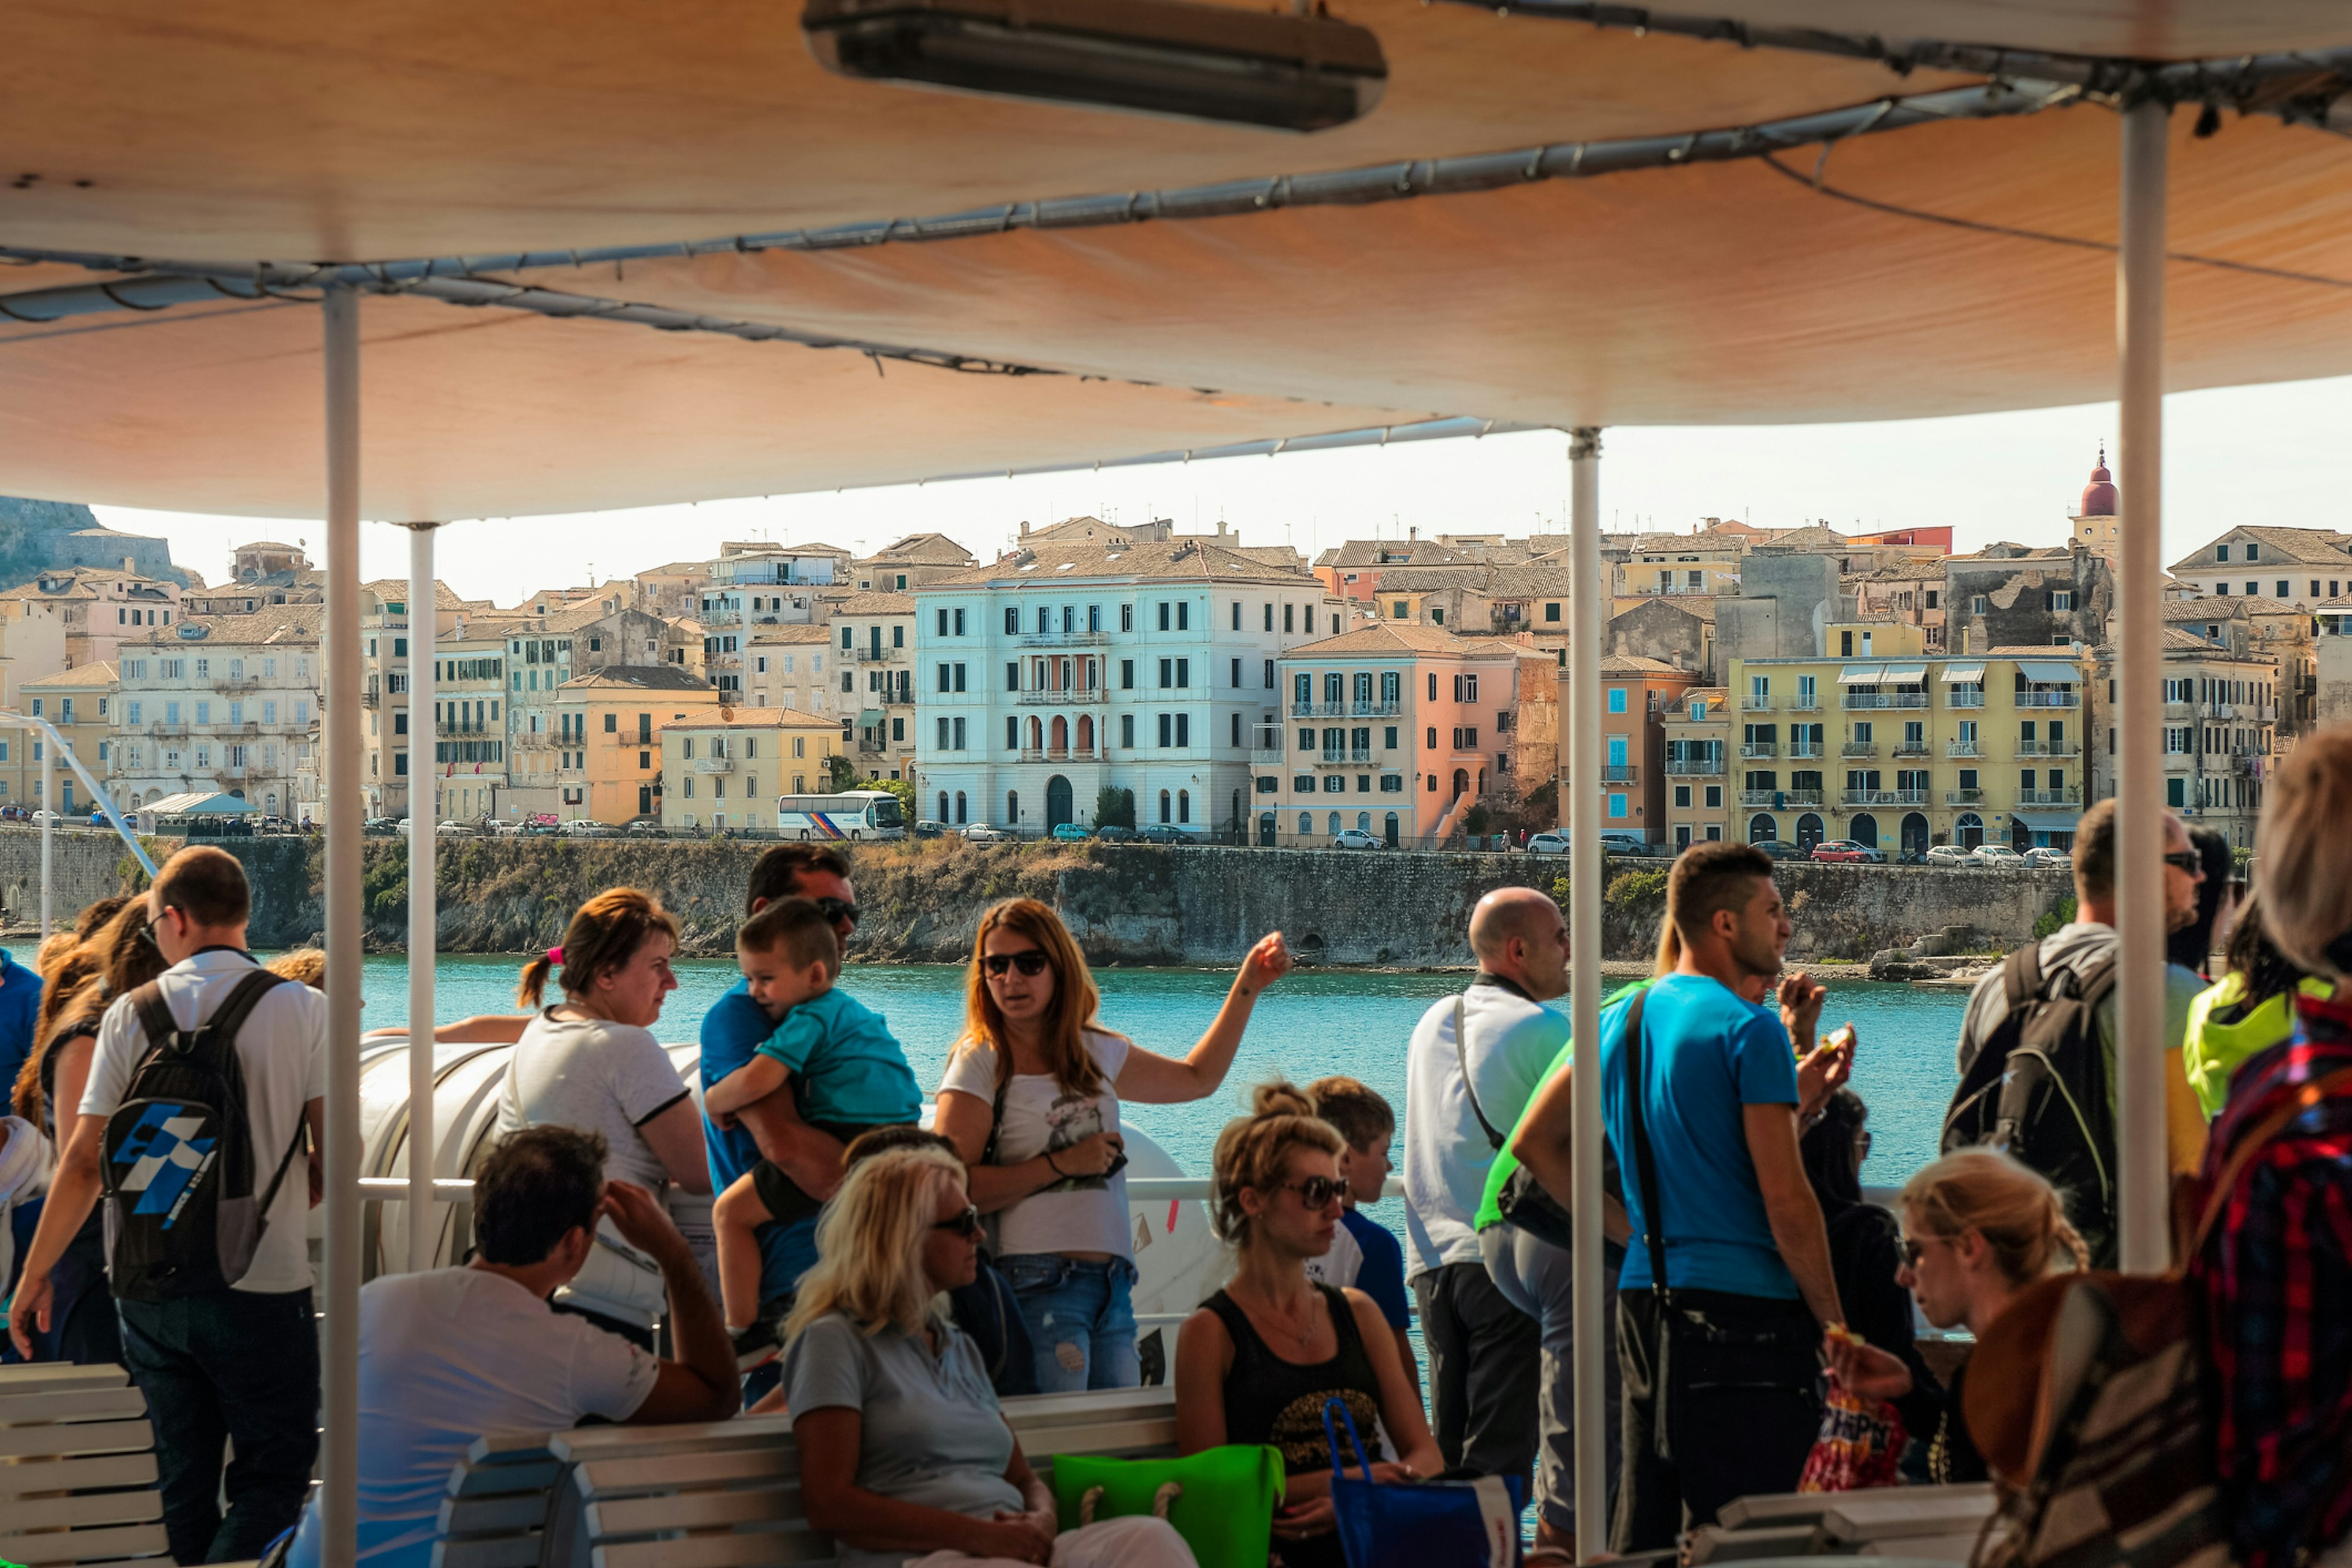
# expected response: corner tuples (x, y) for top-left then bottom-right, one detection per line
(40, 739), (53, 937)
(2114, 100), (2169, 1273)
(400, 521), (444, 1273)
(320, 284), (363, 1568)
(1568, 425), (1607, 1549)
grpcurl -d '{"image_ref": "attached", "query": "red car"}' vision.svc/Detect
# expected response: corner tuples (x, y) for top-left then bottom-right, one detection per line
(1809, 840), (1887, 864)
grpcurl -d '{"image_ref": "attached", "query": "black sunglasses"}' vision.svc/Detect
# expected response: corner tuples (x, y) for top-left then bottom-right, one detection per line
(932, 1205), (983, 1238)
(2162, 851), (2204, 875)
(1276, 1176), (1346, 1209)
(1898, 1237), (1930, 1268)
(814, 896), (861, 927)
(982, 951), (1052, 978)
(137, 919), (165, 953)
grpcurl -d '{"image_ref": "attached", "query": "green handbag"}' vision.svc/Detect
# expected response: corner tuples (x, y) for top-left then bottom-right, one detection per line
(1050, 1444), (1284, 1568)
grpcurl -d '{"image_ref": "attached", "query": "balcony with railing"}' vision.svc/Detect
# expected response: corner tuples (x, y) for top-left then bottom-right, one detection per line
(1017, 629), (1110, 648)
(2018, 690), (2079, 707)
(1739, 788), (1823, 807)
(1740, 696), (1776, 711)
(1842, 692), (1928, 709)
(2232, 754), (2263, 776)
(694, 757), (733, 773)
(1947, 691), (1986, 709)
(1351, 701), (1401, 718)
(212, 676), (262, 696)
(2017, 788), (2082, 806)
(1946, 789), (1986, 805)
(1841, 741), (1878, 758)
(1893, 740), (1931, 758)
(1948, 739), (1983, 757)
(1665, 755), (1725, 776)
(1602, 764), (1638, 783)
(2015, 741), (2081, 757)
(852, 646), (901, 663)
(1789, 740), (1823, 758)
(1321, 747), (1347, 764)
(1250, 748), (1286, 767)
(1741, 742), (1777, 759)
(1841, 788), (1901, 807)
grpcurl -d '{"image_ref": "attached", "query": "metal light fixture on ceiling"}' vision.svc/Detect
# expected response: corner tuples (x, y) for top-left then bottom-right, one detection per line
(801, 0), (1387, 132)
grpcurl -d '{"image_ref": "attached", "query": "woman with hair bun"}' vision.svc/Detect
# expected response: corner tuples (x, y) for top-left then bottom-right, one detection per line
(1823, 1147), (2088, 1484)
(496, 888), (710, 1349)
(1174, 1083), (1441, 1568)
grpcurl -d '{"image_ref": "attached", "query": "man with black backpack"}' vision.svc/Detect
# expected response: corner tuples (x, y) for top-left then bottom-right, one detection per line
(9, 846), (326, 1564)
(1944, 799), (2210, 1268)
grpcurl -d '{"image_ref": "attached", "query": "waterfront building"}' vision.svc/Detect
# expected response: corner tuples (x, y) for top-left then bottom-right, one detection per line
(552, 666), (725, 823)
(2089, 630), (2279, 849)
(2319, 598), (2352, 728)
(17, 662), (116, 812)
(2167, 524), (2352, 609)
(657, 707), (845, 832)
(1569, 655), (1699, 845)
(183, 541), (322, 616)
(1621, 531), (1746, 601)
(1660, 687), (1732, 847)
(1608, 597), (1716, 682)
(110, 608), (320, 821)
(501, 600), (692, 819)
(427, 620), (514, 823)
(358, 579), (480, 820)
(829, 591), (919, 785)
(1255, 620), (1520, 848)
(0, 594), (69, 720)
(633, 559), (712, 620)
(1727, 626), (2092, 854)
(744, 624), (839, 719)
(699, 546), (842, 698)
(0, 569), (182, 671)
(850, 533), (978, 592)
(1942, 541), (2113, 654)
(914, 539), (1340, 837)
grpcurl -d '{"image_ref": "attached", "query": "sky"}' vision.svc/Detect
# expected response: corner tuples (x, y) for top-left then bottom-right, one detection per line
(91, 374), (2352, 605)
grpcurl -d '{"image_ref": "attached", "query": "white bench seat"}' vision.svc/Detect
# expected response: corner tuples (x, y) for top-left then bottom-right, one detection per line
(0, 1363), (173, 1568)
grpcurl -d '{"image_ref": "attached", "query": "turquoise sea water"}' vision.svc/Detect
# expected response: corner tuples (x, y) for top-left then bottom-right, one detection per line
(323, 951), (1973, 1188)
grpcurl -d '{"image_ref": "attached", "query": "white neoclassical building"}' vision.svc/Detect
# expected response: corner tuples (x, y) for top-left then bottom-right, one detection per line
(912, 539), (1346, 837)
(109, 607), (323, 820)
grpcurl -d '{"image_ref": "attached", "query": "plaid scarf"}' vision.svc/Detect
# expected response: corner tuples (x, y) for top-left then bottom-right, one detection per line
(2190, 988), (2352, 1568)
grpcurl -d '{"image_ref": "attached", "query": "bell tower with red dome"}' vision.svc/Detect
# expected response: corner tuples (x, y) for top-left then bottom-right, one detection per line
(2071, 444), (2121, 561)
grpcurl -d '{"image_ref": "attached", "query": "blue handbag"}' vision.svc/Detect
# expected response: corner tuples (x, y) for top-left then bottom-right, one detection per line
(1320, 1397), (1523, 1567)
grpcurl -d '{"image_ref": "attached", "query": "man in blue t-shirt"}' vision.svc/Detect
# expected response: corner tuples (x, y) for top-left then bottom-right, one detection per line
(1599, 841), (1844, 1549)
(699, 844), (865, 1374)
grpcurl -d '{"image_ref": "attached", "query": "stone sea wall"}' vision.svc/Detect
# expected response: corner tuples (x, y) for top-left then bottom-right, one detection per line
(0, 828), (2073, 965)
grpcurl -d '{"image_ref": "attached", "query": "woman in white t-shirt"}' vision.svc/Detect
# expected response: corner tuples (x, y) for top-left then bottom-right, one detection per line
(937, 897), (1292, 1392)
(497, 887), (711, 1348)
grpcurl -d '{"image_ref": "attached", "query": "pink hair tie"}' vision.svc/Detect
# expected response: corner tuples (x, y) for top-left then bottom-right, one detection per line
(546, 946), (564, 966)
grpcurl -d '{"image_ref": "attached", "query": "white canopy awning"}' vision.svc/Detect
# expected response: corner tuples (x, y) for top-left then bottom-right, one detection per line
(2020, 660), (2085, 683)
(1838, 664), (1888, 685)
(1940, 662), (1988, 683)
(1882, 662), (1929, 682)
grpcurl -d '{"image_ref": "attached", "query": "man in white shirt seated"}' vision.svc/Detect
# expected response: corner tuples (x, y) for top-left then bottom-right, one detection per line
(284, 1125), (739, 1568)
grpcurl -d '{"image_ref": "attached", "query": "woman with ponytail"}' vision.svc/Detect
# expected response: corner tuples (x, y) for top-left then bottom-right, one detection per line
(496, 888), (709, 1348)
(1823, 1148), (2088, 1484)
(1175, 1083), (1441, 1568)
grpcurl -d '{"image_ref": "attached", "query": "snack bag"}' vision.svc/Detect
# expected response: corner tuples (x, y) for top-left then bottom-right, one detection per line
(1798, 1325), (1907, 1493)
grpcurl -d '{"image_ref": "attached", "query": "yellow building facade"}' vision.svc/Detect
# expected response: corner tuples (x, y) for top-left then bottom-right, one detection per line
(551, 666), (723, 824)
(1659, 687), (1732, 848)
(17, 662), (117, 813)
(658, 709), (845, 833)
(1728, 625), (2091, 855)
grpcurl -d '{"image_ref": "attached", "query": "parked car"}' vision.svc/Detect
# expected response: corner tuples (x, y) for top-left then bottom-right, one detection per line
(1810, 840), (1887, 864)
(962, 823), (1011, 843)
(1970, 844), (2026, 869)
(1924, 844), (1976, 867)
(435, 819), (472, 837)
(1095, 824), (1134, 843)
(2021, 846), (2073, 869)
(625, 819), (662, 836)
(1749, 839), (1807, 861)
(1525, 832), (1570, 856)
(1136, 823), (1194, 845)
(519, 821), (559, 837)
(913, 818), (947, 840)
(1047, 822), (1092, 842)
(562, 818), (617, 837)
(1332, 827), (1385, 851)
(29, 810), (61, 826)
(1597, 831), (1653, 856)
(257, 815), (292, 835)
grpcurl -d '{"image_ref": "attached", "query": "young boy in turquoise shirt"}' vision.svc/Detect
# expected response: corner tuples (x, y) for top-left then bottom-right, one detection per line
(704, 898), (921, 1344)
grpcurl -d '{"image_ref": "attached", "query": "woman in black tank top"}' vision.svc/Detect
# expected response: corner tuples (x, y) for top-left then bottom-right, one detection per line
(1176, 1084), (1442, 1568)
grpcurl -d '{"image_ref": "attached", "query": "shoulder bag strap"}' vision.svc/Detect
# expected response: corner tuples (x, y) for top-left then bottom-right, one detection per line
(2002, 943), (2043, 1012)
(980, 1042), (1011, 1167)
(202, 970), (287, 1047)
(1455, 993), (1506, 1152)
(129, 979), (179, 1063)
(1616, 989), (1676, 1460)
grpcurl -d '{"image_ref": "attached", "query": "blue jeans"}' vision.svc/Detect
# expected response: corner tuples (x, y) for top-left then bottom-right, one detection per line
(997, 1254), (1139, 1392)
(117, 1287), (320, 1564)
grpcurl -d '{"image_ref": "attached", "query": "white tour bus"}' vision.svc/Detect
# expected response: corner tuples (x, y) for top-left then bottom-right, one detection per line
(774, 788), (905, 842)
